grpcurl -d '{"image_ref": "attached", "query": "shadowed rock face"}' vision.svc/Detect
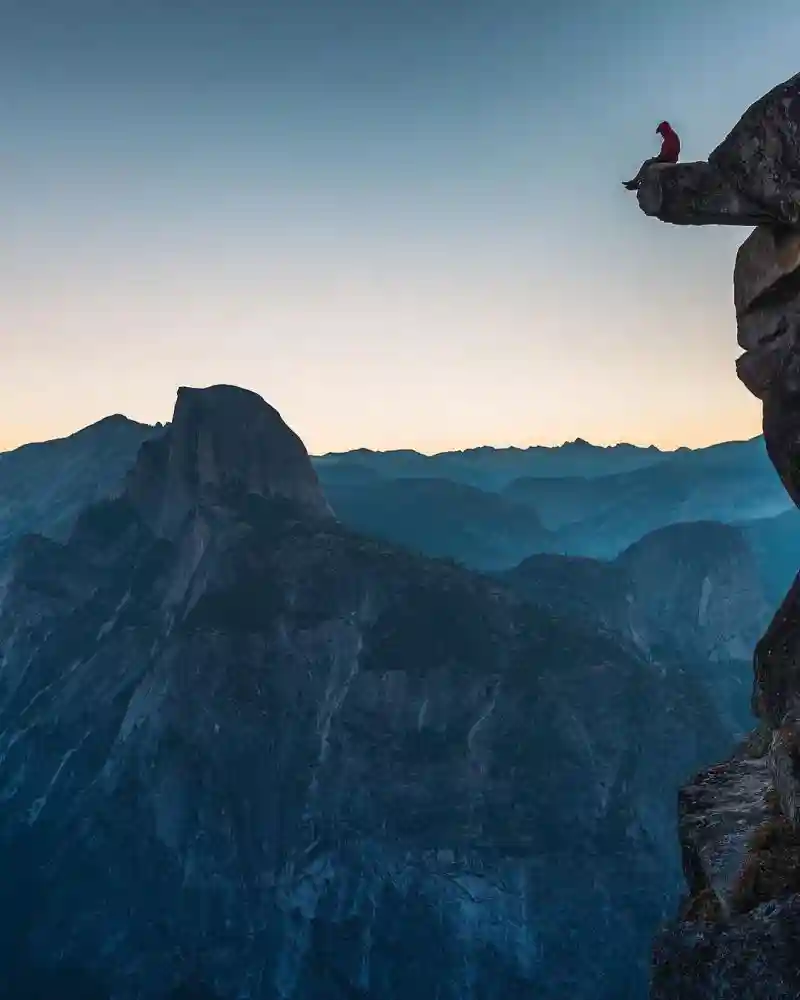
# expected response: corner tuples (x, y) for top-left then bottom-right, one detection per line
(637, 71), (800, 1000)
(734, 228), (800, 505)
(0, 414), (159, 562)
(504, 521), (769, 671)
(126, 384), (334, 536)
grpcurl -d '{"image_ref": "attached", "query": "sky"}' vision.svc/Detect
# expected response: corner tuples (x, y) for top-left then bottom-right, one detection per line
(1, 0), (799, 455)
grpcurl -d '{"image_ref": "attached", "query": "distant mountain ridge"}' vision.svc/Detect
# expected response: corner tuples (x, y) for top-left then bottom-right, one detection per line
(313, 438), (671, 490)
(317, 439), (794, 572)
(0, 416), (762, 498)
(504, 436), (789, 557)
(501, 520), (771, 738)
(0, 415), (161, 561)
(322, 476), (550, 571)
(0, 386), (743, 1000)
(0, 419), (788, 580)
(312, 436), (762, 491)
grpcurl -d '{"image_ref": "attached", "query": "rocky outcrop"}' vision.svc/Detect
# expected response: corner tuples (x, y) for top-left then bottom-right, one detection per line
(0, 386), (739, 1000)
(126, 385), (334, 536)
(734, 228), (800, 507)
(636, 71), (800, 998)
(637, 161), (774, 226)
(637, 72), (800, 227)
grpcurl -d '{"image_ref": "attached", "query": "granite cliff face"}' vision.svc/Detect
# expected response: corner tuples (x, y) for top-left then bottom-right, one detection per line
(0, 386), (737, 999)
(504, 522), (769, 741)
(127, 385), (334, 536)
(633, 71), (800, 999)
(505, 520), (768, 664)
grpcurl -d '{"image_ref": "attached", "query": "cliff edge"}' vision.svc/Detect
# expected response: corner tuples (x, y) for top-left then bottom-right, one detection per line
(635, 71), (800, 999)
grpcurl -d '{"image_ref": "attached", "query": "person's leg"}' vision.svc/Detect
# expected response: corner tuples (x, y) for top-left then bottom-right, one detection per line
(622, 156), (660, 190)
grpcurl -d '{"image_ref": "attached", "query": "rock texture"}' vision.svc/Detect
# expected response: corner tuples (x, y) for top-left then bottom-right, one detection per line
(637, 161), (774, 226)
(0, 386), (739, 1000)
(127, 385), (334, 535)
(637, 72), (800, 227)
(637, 71), (800, 999)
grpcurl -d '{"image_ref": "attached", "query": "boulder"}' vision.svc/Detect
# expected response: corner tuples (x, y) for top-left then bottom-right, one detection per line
(637, 161), (773, 226)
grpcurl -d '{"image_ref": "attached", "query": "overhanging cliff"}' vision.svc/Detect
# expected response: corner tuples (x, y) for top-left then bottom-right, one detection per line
(635, 71), (800, 1000)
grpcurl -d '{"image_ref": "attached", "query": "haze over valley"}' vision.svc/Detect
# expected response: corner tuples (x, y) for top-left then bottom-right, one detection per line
(0, 397), (788, 997)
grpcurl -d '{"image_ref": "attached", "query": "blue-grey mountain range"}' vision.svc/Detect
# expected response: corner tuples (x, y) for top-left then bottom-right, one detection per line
(0, 395), (788, 998)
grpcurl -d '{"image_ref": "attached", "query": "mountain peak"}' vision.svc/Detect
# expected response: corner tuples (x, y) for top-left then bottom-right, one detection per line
(126, 384), (333, 535)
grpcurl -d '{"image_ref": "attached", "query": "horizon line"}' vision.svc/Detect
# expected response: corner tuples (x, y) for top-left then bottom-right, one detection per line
(0, 412), (764, 461)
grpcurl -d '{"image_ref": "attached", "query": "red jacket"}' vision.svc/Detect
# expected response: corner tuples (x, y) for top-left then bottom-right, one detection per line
(657, 122), (680, 162)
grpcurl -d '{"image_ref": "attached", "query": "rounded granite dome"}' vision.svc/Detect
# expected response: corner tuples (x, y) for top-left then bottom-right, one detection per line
(127, 384), (334, 535)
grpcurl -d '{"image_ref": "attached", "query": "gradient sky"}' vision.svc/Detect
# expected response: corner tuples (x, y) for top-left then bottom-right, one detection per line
(2, 0), (799, 454)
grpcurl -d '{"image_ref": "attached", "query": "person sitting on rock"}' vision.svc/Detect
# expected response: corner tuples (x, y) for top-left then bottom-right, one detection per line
(623, 121), (681, 190)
